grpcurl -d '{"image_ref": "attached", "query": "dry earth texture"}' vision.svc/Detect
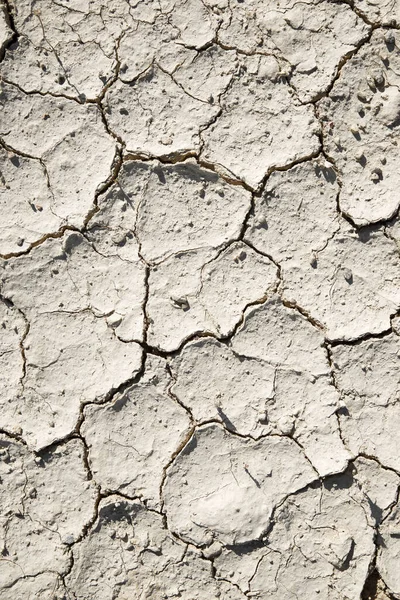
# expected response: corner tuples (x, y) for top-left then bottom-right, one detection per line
(2, 0), (400, 599)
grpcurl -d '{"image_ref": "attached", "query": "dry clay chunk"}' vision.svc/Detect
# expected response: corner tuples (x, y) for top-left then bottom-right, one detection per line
(171, 337), (276, 437)
(245, 160), (340, 263)
(117, 3), (220, 84)
(160, 0), (218, 49)
(147, 242), (277, 351)
(66, 496), (245, 600)
(269, 368), (350, 476)
(353, 0), (400, 24)
(231, 295), (330, 376)
(1, 35), (115, 100)
(133, 160), (251, 262)
(0, 573), (65, 600)
(246, 161), (400, 340)
(124, 19), (223, 86)
(171, 338), (349, 476)
(388, 213), (400, 248)
(7, 0), (143, 55)
(0, 83), (115, 229)
(332, 334), (400, 472)
(24, 440), (98, 543)
(319, 30), (400, 225)
(249, 475), (375, 600)
(261, 1), (369, 102)
(230, 297), (348, 476)
(198, 242), (278, 334)
(82, 355), (191, 509)
(214, 542), (267, 594)
(0, 299), (26, 436)
(353, 456), (400, 522)
(0, 150), (60, 255)
(212, 0), (368, 102)
(1, 232), (146, 342)
(0, 436), (97, 589)
(377, 502), (400, 597)
(0, 5), (12, 58)
(117, 16), (189, 82)
(119, 36), (236, 101)
(0, 0), (149, 98)
(104, 65), (219, 157)
(163, 423), (316, 546)
(4, 311), (142, 450)
(86, 180), (141, 263)
(201, 55), (320, 189)
(282, 224), (400, 341)
(171, 44), (237, 103)
(147, 247), (214, 352)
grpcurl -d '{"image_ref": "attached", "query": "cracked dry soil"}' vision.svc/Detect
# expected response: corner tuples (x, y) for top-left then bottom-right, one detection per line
(2, 0), (400, 599)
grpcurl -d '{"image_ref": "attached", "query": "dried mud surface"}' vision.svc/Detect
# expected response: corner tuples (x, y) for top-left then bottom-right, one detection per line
(1, 0), (400, 599)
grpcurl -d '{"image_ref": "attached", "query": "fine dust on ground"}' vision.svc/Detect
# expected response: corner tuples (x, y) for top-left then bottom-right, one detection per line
(0, 0), (400, 599)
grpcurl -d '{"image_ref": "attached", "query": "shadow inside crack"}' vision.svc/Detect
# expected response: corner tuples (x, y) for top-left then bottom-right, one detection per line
(362, 570), (380, 600)
(361, 569), (394, 600)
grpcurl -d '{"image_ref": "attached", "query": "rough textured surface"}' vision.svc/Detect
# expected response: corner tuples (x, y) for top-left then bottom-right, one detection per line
(247, 475), (375, 599)
(0, 436), (96, 589)
(332, 333), (400, 472)
(147, 242), (278, 351)
(66, 496), (245, 600)
(82, 355), (191, 509)
(1, 1), (400, 598)
(319, 29), (400, 225)
(163, 423), (317, 546)
(200, 55), (321, 189)
(210, 0), (369, 101)
(281, 223), (400, 341)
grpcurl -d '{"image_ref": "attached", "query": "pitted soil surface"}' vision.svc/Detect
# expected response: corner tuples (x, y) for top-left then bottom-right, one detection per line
(1, 1), (400, 599)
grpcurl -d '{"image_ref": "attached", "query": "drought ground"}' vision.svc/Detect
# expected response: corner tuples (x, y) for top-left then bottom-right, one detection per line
(0, 0), (400, 598)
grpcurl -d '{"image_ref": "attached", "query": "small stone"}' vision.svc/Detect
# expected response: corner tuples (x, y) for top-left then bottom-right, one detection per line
(392, 316), (400, 335)
(203, 541), (223, 559)
(357, 91), (368, 102)
(62, 534), (75, 545)
(258, 410), (268, 424)
(310, 255), (318, 268)
(343, 268), (353, 283)
(366, 75), (375, 90)
(370, 169), (382, 182)
(28, 487), (37, 499)
(373, 71), (385, 86)
(170, 296), (190, 310)
(110, 231), (127, 246)
(107, 313), (123, 328)
(385, 31), (395, 45)
(355, 150), (365, 162)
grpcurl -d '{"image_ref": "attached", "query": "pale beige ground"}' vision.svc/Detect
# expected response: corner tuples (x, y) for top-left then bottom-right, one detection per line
(1, 1), (400, 599)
